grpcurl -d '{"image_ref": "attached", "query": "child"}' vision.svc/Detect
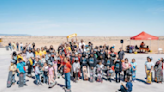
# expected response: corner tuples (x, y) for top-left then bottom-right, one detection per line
(9, 60), (17, 85)
(35, 63), (41, 85)
(96, 61), (104, 82)
(114, 58), (122, 83)
(73, 58), (80, 82)
(63, 57), (72, 92)
(53, 57), (58, 79)
(48, 62), (56, 85)
(131, 59), (137, 82)
(42, 62), (48, 84)
(118, 76), (133, 92)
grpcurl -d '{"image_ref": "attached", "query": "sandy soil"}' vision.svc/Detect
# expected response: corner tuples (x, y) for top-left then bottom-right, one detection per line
(1, 36), (164, 53)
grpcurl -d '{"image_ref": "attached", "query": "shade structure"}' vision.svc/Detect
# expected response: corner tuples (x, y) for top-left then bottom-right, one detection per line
(130, 31), (159, 40)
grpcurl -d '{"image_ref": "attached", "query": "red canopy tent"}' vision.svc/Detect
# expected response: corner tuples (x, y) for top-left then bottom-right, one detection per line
(130, 31), (159, 40)
(130, 31), (159, 51)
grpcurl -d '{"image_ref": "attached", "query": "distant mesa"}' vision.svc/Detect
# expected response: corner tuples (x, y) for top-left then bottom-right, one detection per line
(0, 34), (31, 36)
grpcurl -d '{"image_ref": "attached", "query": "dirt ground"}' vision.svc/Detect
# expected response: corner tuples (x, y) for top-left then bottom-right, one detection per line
(1, 36), (164, 53)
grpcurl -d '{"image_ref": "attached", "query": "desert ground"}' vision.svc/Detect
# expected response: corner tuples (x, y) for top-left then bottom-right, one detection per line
(0, 49), (164, 92)
(1, 36), (164, 53)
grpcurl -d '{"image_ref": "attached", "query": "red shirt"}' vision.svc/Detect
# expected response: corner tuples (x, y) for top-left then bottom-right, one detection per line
(64, 62), (72, 73)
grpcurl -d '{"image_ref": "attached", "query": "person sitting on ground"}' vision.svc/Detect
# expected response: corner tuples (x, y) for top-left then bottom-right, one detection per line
(117, 76), (133, 92)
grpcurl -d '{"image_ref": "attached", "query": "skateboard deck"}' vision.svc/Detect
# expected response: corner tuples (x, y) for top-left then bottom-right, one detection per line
(49, 81), (57, 88)
(146, 70), (151, 84)
(83, 66), (88, 80)
(90, 69), (94, 82)
(97, 68), (102, 82)
(7, 71), (13, 88)
(19, 73), (24, 87)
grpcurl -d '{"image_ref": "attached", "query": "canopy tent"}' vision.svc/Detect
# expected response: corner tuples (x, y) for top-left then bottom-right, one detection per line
(130, 31), (159, 40)
(129, 31), (159, 52)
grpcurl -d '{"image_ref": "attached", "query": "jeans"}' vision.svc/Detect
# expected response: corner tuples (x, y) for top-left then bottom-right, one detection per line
(20, 46), (23, 51)
(12, 74), (16, 83)
(28, 65), (32, 75)
(35, 74), (40, 85)
(17, 46), (19, 51)
(115, 72), (120, 82)
(43, 74), (48, 84)
(120, 85), (127, 92)
(9, 46), (12, 51)
(65, 72), (71, 89)
(23, 73), (26, 84)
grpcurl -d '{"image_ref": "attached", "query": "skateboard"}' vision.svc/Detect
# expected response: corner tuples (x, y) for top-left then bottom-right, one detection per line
(107, 69), (113, 81)
(83, 66), (88, 80)
(49, 81), (57, 88)
(132, 66), (136, 81)
(90, 69), (94, 82)
(19, 73), (24, 87)
(75, 68), (79, 83)
(146, 70), (151, 84)
(7, 71), (13, 88)
(97, 68), (102, 82)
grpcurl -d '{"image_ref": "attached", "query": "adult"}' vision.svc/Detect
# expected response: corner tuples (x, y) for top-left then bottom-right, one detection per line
(118, 47), (125, 61)
(8, 42), (12, 51)
(154, 58), (163, 83)
(145, 56), (154, 84)
(109, 47), (117, 67)
(32, 42), (35, 49)
(16, 42), (19, 51)
(79, 39), (85, 51)
(20, 42), (23, 51)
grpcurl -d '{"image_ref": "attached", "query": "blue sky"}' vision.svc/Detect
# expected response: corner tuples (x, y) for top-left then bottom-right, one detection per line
(0, 0), (164, 36)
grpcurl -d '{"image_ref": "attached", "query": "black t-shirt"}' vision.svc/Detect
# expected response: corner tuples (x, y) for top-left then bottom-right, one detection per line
(114, 60), (122, 73)
(88, 57), (97, 67)
(105, 58), (111, 67)
(80, 57), (88, 67)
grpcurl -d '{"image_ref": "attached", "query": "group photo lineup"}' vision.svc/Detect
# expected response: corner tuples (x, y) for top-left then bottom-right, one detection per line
(0, 0), (164, 92)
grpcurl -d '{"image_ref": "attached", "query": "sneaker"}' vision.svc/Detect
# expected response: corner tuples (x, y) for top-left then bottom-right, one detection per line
(24, 84), (27, 86)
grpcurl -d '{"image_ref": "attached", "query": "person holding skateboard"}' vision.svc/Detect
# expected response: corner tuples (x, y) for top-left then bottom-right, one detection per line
(17, 58), (27, 86)
(35, 63), (42, 85)
(88, 53), (97, 82)
(80, 53), (89, 80)
(73, 57), (80, 82)
(8, 60), (17, 85)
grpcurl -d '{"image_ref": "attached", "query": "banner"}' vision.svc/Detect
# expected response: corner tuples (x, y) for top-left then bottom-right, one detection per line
(67, 33), (77, 38)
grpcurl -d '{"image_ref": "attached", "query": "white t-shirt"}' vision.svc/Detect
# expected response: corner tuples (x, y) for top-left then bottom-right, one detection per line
(145, 61), (154, 70)
(26, 52), (34, 59)
(79, 42), (85, 49)
(20, 43), (23, 47)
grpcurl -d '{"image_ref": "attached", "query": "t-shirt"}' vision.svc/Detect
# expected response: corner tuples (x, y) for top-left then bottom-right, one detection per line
(126, 82), (133, 92)
(64, 62), (72, 73)
(131, 62), (137, 72)
(35, 51), (42, 57)
(17, 62), (26, 73)
(118, 50), (125, 60)
(40, 50), (47, 56)
(145, 61), (154, 70)
(48, 67), (54, 75)
(114, 60), (122, 72)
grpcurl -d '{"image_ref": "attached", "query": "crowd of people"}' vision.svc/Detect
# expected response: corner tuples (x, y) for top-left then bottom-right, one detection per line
(8, 39), (164, 92)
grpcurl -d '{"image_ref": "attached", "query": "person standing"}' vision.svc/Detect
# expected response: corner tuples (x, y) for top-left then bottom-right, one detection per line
(20, 42), (23, 51)
(63, 57), (72, 92)
(154, 58), (163, 83)
(114, 58), (122, 83)
(17, 58), (27, 85)
(8, 42), (12, 51)
(16, 42), (19, 51)
(32, 42), (35, 49)
(122, 58), (131, 81)
(118, 47), (125, 61)
(131, 59), (137, 82)
(145, 56), (154, 84)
